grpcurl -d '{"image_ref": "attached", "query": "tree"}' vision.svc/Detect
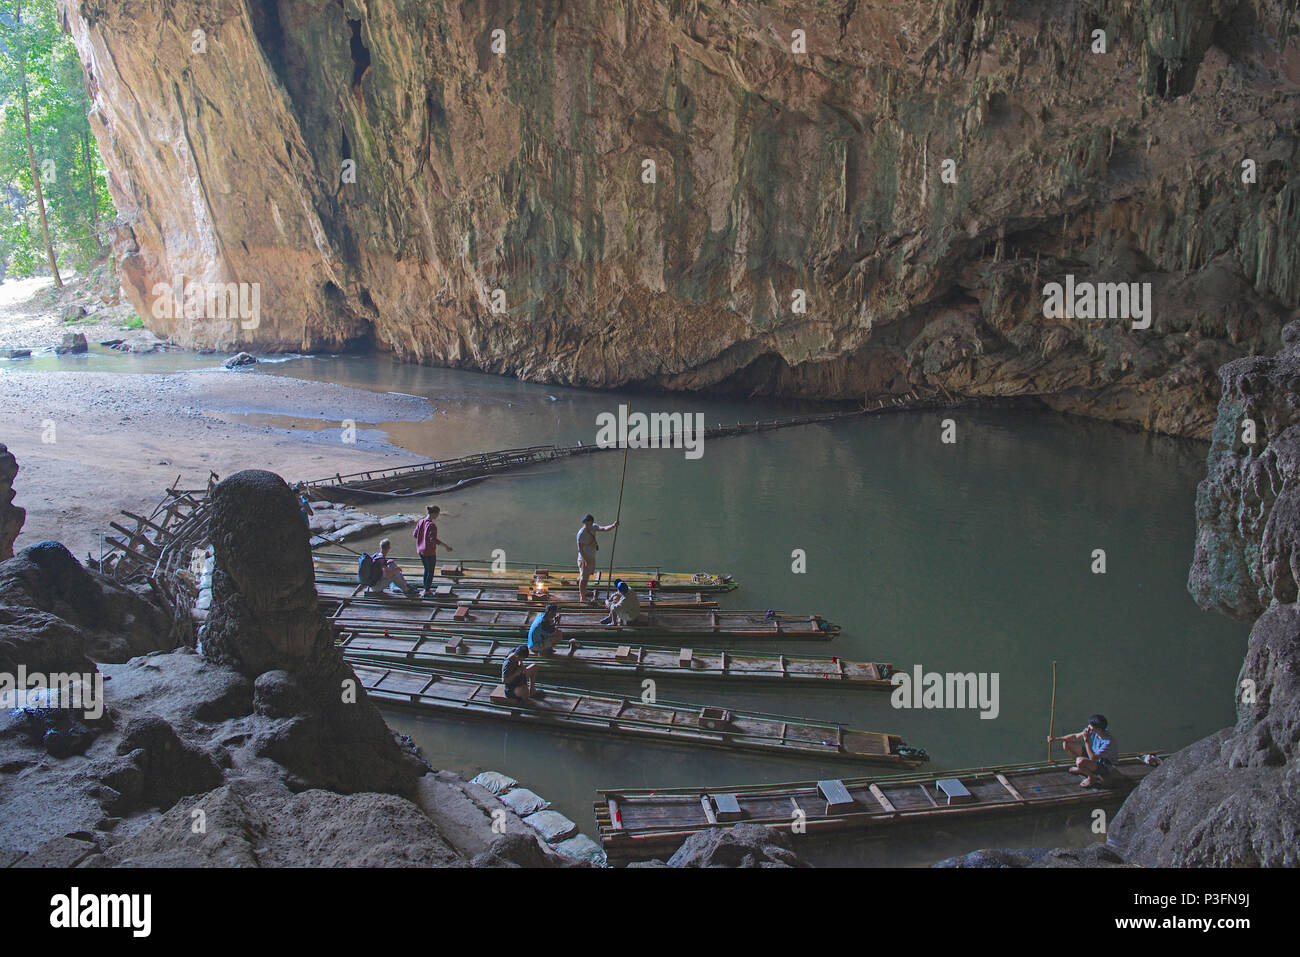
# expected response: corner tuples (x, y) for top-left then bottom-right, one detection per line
(0, 1), (62, 285)
(0, 0), (112, 283)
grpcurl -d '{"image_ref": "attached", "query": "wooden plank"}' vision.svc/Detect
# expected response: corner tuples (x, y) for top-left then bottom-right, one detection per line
(995, 773), (1026, 803)
(607, 798), (623, 830)
(700, 796), (718, 825)
(868, 783), (896, 813)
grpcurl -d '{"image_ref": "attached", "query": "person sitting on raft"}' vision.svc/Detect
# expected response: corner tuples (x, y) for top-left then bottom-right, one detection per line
(601, 580), (642, 627)
(576, 513), (618, 604)
(501, 644), (537, 702)
(1048, 713), (1116, 788)
(296, 483), (314, 528)
(527, 603), (563, 655)
(368, 539), (418, 598)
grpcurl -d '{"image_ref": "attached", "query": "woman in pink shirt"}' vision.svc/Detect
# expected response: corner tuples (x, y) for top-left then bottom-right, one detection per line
(413, 505), (453, 595)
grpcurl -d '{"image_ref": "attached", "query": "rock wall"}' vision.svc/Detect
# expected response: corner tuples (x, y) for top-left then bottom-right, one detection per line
(1103, 323), (1300, 865)
(0, 444), (22, 560)
(61, 0), (1300, 436)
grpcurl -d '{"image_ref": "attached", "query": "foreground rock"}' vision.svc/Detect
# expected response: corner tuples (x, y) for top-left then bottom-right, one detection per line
(0, 471), (581, 866)
(0, 542), (173, 663)
(202, 470), (424, 797)
(0, 444), (22, 559)
(626, 823), (811, 868)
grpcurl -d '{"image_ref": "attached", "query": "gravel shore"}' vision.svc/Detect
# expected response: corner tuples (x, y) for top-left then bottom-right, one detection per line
(0, 368), (431, 558)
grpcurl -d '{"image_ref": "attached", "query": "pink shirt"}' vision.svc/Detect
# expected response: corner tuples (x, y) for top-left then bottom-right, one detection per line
(413, 518), (438, 555)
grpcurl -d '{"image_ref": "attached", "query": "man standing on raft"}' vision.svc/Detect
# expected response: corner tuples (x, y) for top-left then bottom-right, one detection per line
(576, 513), (618, 604)
(1048, 713), (1116, 788)
(412, 504), (453, 597)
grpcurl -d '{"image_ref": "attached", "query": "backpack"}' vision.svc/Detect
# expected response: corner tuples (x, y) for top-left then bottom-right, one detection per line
(358, 553), (379, 586)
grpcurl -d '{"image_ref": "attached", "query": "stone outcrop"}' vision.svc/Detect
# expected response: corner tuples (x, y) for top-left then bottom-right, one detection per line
(627, 822), (811, 868)
(61, 0), (1300, 437)
(201, 469), (424, 797)
(0, 444), (22, 560)
(0, 542), (173, 663)
(1102, 324), (1300, 865)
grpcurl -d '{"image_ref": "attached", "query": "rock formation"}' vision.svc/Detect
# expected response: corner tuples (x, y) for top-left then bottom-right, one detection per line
(61, 0), (1300, 437)
(0, 473), (587, 866)
(0, 542), (173, 663)
(0, 444), (22, 560)
(1102, 323), (1300, 865)
(201, 469), (424, 797)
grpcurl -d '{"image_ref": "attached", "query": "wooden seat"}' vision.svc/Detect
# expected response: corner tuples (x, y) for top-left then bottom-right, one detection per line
(444, 636), (464, 654)
(435, 585), (453, 597)
(817, 779), (855, 813)
(936, 778), (973, 805)
(714, 793), (743, 822)
(489, 684), (511, 705)
(615, 645), (633, 661)
(453, 605), (470, 621)
(516, 587), (530, 601)
(678, 648), (693, 668)
(699, 707), (730, 731)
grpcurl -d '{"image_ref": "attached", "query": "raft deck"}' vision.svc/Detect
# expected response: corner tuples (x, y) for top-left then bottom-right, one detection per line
(315, 580), (719, 609)
(323, 596), (838, 641)
(594, 755), (1159, 861)
(353, 662), (925, 767)
(337, 630), (893, 688)
(312, 553), (737, 593)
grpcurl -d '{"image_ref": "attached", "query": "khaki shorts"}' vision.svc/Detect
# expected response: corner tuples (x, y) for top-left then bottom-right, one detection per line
(577, 553), (594, 574)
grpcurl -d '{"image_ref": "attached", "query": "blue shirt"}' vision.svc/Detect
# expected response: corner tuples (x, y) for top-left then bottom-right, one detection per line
(1088, 730), (1115, 762)
(527, 613), (556, 650)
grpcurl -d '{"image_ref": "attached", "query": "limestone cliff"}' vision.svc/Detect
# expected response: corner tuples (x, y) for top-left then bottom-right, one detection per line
(62, 0), (1300, 436)
(1099, 323), (1300, 865)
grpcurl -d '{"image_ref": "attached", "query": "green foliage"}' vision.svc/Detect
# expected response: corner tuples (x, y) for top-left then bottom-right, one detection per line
(120, 314), (143, 330)
(0, 0), (115, 280)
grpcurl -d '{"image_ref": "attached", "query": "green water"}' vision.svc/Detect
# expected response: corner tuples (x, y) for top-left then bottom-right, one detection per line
(15, 351), (1249, 863)
(250, 357), (1246, 865)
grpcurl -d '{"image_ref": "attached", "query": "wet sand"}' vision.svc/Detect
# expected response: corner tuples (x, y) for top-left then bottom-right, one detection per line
(0, 369), (430, 559)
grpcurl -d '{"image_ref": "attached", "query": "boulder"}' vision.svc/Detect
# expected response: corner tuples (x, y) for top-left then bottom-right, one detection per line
(0, 542), (172, 662)
(54, 332), (87, 355)
(665, 823), (811, 868)
(222, 352), (256, 368)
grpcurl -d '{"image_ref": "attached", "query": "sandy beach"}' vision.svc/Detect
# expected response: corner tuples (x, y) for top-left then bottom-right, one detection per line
(0, 368), (429, 559)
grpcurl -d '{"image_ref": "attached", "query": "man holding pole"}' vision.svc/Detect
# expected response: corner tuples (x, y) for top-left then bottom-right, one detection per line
(576, 513), (618, 604)
(1048, 714), (1116, 788)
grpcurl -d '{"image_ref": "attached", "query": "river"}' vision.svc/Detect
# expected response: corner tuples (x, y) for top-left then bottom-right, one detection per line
(7, 349), (1251, 864)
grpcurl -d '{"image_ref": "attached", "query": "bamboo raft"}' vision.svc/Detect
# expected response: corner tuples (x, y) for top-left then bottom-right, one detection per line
(312, 554), (738, 593)
(302, 408), (896, 502)
(337, 630), (894, 688)
(323, 595), (839, 641)
(594, 754), (1160, 860)
(315, 580), (720, 609)
(352, 661), (926, 767)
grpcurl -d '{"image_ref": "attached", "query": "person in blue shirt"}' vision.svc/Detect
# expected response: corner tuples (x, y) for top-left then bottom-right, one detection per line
(1048, 713), (1117, 787)
(527, 603), (563, 655)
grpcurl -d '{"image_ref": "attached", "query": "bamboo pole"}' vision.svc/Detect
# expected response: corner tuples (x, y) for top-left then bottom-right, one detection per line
(1048, 660), (1058, 762)
(602, 405), (633, 601)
